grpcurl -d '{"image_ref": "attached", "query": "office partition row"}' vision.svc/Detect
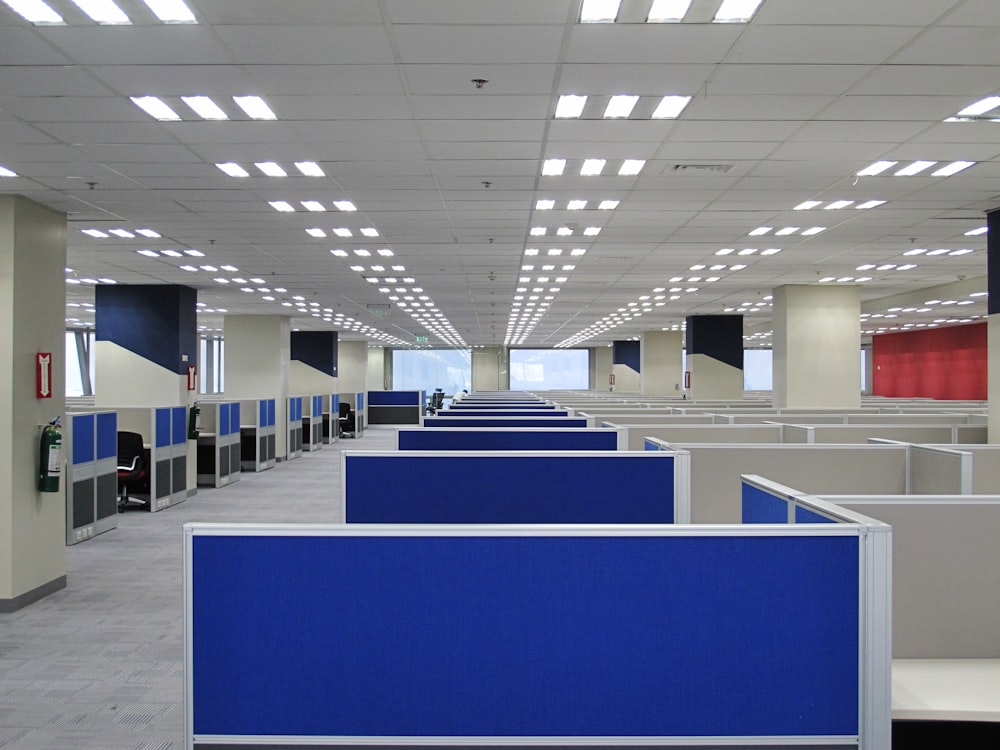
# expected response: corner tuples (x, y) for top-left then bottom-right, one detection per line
(286, 396), (303, 459)
(115, 405), (191, 512)
(239, 398), (276, 472)
(302, 395), (324, 452)
(64, 410), (118, 544)
(196, 401), (241, 488)
(367, 389), (423, 425)
(395, 427), (626, 451)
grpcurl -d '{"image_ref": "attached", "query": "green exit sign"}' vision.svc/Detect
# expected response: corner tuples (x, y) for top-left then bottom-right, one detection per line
(415, 336), (429, 343)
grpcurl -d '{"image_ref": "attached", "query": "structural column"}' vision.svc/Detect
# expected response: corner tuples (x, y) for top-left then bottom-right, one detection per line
(611, 340), (641, 392)
(640, 330), (684, 395)
(772, 284), (860, 409)
(224, 315), (290, 458)
(472, 346), (508, 392)
(0, 196), (67, 611)
(685, 315), (743, 400)
(987, 209), (1000, 442)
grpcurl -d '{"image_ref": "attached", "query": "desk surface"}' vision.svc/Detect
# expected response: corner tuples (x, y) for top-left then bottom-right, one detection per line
(893, 659), (1000, 722)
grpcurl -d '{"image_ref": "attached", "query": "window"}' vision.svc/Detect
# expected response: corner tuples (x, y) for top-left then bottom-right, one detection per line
(510, 349), (588, 390)
(393, 349), (471, 396)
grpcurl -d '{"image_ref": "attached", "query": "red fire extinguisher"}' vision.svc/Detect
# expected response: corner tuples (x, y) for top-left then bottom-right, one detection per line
(38, 417), (62, 493)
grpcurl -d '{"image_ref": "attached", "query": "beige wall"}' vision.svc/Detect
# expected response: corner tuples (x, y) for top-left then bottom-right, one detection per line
(641, 331), (684, 395)
(473, 347), (507, 391)
(367, 346), (387, 390)
(95, 341), (189, 407)
(337, 340), (368, 392)
(0, 196), (67, 606)
(591, 346), (613, 390)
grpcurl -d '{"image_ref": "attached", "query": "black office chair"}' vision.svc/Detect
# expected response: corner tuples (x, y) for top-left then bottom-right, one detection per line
(338, 402), (356, 438)
(117, 431), (150, 511)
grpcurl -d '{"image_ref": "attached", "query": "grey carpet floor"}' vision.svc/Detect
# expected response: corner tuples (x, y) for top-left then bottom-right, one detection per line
(0, 428), (394, 749)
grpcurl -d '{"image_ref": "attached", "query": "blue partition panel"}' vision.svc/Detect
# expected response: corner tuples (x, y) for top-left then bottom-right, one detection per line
(72, 414), (95, 464)
(96, 412), (117, 459)
(423, 416), (587, 428)
(438, 409), (569, 417)
(796, 506), (836, 524)
(258, 400), (267, 427)
(367, 390), (420, 406)
(173, 406), (187, 444)
(189, 530), (860, 741)
(331, 394), (339, 415)
(312, 395), (322, 415)
(356, 392), (364, 410)
(230, 402), (240, 433)
(742, 482), (789, 524)
(155, 408), (171, 448)
(345, 454), (673, 523)
(266, 399), (275, 427)
(219, 404), (231, 436)
(397, 429), (618, 451)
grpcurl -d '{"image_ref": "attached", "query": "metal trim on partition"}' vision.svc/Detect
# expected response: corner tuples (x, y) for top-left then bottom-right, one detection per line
(672, 449), (691, 524)
(858, 523), (892, 750)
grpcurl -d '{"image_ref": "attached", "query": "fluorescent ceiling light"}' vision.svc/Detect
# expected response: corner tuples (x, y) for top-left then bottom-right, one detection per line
(182, 96), (228, 120)
(793, 200), (822, 210)
(957, 96), (1000, 117)
(802, 227), (826, 235)
(760, 248), (782, 256)
(598, 200), (619, 210)
(216, 162), (249, 177)
(555, 95), (587, 119)
(524, 248), (539, 256)
(82, 229), (108, 238)
(184, 248), (204, 257)
(333, 228), (353, 237)
(856, 264), (876, 270)
(932, 161), (975, 177)
(233, 96), (277, 120)
(581, 159), (606, 176)
(301, 201), (326, 212)
(903, 248), (926, 256)
(876, 264), (896, 271)
(965, 226), (988, 236)
(557, 227), (573, 236)
(360, 228), (379, 237)
(568, 200), (587, 210)
(898, 264), (918, 270)
(306, 228), (327, 238)
(570, 248), (587, 256)
(530, 227), (546, 236)
(0, 166), (16, 177)
(775, 227), (799, 235)
(330, 249), (348, 257)
(255, 162), (286, 177)
(825, 200), (854, 210)
(737, 248), (757, 255)
(715, 248), (734, 255)
(130, 96), (181, 121)
(895, 161), (936, 176)
(651, 95), (692, 119)
(647, 0), (692, 22)
(109, 229), (134, 238)
(137, 249), (159, 257)
(1, 0), (63, 24)
(856, 161), (896, 177)
(200, 265), (218, 272)
(547, 248), (563, 256)
(584, 227), (601, 235)
(950, 248), (974, 256)
(160, 249), (183, 257)
(714, 0), (763, 22)
(135, 228), (161, 237)
(70, 0), (130, 24)
(619, 159), (646, 176)
(293, 161), (324, 177)
(855, 200), (885, 210)
(749, 227), (771, 236)
(536, 200), (555, 210)
(604, 95), (639, 118)
(142, 0), (195, 23)
(542, 158), (566, 176)
(268, 201), (294, 212)
(926, 248), (949, 256)
(580, 0), (620, 22)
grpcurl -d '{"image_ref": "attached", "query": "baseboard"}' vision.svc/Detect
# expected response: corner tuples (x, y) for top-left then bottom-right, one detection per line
(0, 574), (67, 613)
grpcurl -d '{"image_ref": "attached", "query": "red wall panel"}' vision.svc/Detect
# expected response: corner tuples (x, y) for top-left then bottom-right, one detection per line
(872, 323), (986, 400)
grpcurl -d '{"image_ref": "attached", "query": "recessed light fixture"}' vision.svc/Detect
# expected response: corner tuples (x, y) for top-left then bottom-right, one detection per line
(895, 161), (936, 176)
(130, 96), (180, 121)
(255, 162), (286, 177)
(568, 200), (588, 210)
(760, 248), (781, 256)
(135, 228), (160, 238)
(581, 159), (606, 176)
(965, 226), (988, 236)
(71, 0), (130, 25)
(161, 249), (183, 257)
(333, 228), (353, 238)
(793, 200), (822, 210)
(580, 0), (620, 22)
(0, 165), (18, 177)
(926, 248), (950, 256)
(802, 227), (826, 236)
(556, 227), (573, 236)
(749, 227), (771, 236)
(530, 227), (546, 236)
(932, 161), (975, 177)
(956, 96), (1000, 117)
(949, 248), (974, 256)
(857, 161), (897, 177)
(360, 228), (379, 237)
(647, 0), (692, 22)
(1, 0), (63, 23)
(536, 199), (555, 210)
(109, 229), (134, 238)
(301, 201), (325, 212)
(855, 200), (886, 210)
(651, 95), (692, 119)
(598, 200), (619, 210)
(542, 159), (566, 176)
(137, 249), (159, 257)
(294, 161), (324, 177)
(182, 96), (227, 120)
(216, 162), (249, 177)
(618, 159), (646, 176)
(714, 0), (763, 22)
(825, 200), (854, 210)
(583, 227), (601, 236)
(604, 95), (639, 118)
(570, 248), (587, 256)
(233, 96), (277, 120)
(142, 0), (196, 23)
(81, 229), (108, 238)
(200, 265), (218, 272)
(268, 201), (294, 212)
(775, 227), (799, 236)
(306, 228), (327, 238)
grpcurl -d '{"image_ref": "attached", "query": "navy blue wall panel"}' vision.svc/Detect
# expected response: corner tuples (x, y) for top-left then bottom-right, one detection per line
(95, 285), (196, 374)
(686, 314), (744, 371)
(367, 390), (421, 406)
(990, 209), (1000, 316)
(423, 417), (587, 428)
(191, 533), (859, 739)
(742, 483), (789, 524)
(290, 331), (338, 377)
(440, 409), (569, 417)
(613, 340), (641, 372)
(345, 454), (672, 523)
(397, 430), (618, 451)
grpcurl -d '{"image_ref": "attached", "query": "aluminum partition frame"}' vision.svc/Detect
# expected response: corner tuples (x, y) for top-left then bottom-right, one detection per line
(184, 521), (883, 750)
(740, 476), (892, 750)
(909, 445), (972, 494)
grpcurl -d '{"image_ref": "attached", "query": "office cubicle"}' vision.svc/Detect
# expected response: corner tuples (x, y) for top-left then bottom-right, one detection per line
(302, 395), (323, 451)
(394, 427), (627, 451)
(338, 392), (365, 436)
(367, 389), (423, 425)
(185, 517), (890, 749)
(64, 410), (118, 544)
(320, 393), (339, 444)
(239, 398), (276, 472)
(286, 396), (303, 460)
(114, 405), (191, 511)
(196, 402), (241, 488)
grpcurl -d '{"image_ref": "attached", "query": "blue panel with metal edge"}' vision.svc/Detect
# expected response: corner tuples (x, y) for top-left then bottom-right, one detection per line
(220, 404), (231, 436)
(423, 417), (587, 428)
(230, 402), (240, 433)
(368, 390), (421, 406)
(72, 414), (95, 465)
(397, 430), (618, 452)
(172, 406), (186, 445)
(346, 454), (673, 524)
(742, 482), (789, 524)
(190, 532), (860, 739)
(313, 395), (322, 415)
(356, 392), (364, 410)
(331, 394), (339, 414)
(796, 505), (836, 524)
(644, 439), (661, 451)
(155, 408), (171, 448)
(436, 410), (569, 417)
(96, 412), (117, 459)
(267, 399), (275, 426)
(259, 400), (267, 427)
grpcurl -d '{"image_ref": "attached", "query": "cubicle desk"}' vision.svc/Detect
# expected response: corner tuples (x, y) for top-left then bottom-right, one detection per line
(301, 395), (323, 451)
(196, 402), (241, 488)
(64, 410), (118, 545)
(240, 398), (276, 472)
(115, 405), (191, 511)
(893, 659), (1000, 722)
(320, 393), (339, 444)
(286, 396), (303, 460)
(367, 389), (423, 425)
(338, 391), (365, 436)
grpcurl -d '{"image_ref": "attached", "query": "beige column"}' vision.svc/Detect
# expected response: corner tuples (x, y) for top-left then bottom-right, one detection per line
(773, 284), (861, 409)
(640, 331), (684, 395)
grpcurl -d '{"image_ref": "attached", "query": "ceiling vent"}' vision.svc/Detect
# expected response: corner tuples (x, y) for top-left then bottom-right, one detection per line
(672, 163), (733, 174)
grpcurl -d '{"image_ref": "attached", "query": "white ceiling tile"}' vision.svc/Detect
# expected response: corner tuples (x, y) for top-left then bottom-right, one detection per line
(728, 26), (923, 65)
(393, 26), (564, 64)
(215, 25), (395, 64)
(384, 0), (573, 24)
(36, 26), (232, 65)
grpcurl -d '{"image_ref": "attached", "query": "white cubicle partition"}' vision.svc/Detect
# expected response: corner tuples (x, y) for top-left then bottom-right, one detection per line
(64, 410), (118, 544)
